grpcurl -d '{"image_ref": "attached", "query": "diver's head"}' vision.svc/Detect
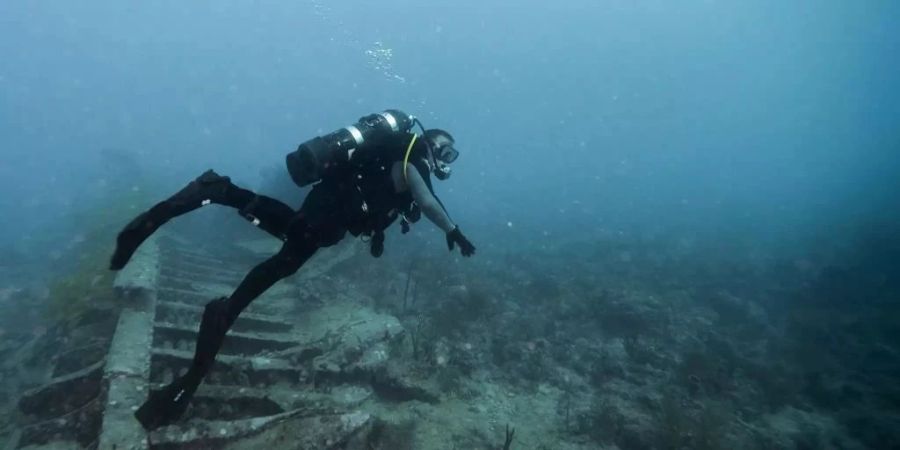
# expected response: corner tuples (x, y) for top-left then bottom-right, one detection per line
(423, 129), (458, 180)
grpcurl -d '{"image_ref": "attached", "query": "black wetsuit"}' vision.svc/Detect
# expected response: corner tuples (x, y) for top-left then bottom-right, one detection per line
(126, 138), (433, 430)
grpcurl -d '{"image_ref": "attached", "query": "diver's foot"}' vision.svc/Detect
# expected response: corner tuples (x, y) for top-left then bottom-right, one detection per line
(109, 211), (158, 270)
(134, 377), (197, 430)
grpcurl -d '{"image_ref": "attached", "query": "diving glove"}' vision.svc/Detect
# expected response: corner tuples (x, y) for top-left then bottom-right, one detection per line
(446, 226), (476, 257)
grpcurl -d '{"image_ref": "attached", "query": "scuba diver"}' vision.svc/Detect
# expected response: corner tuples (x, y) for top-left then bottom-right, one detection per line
(110, 110), (476, 430)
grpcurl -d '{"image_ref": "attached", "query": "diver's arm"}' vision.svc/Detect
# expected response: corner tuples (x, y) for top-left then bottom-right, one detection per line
(405, 167), (455, 233)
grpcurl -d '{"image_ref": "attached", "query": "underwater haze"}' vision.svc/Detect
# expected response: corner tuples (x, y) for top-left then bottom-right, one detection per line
(1, 1), (899, 449)
(1, 1), (899, 255)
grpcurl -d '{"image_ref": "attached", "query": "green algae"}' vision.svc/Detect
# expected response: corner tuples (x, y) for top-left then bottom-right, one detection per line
(44, 188), (155, 328)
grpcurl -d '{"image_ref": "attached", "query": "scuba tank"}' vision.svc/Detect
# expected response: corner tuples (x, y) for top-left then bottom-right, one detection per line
(286, 109), (416, 187)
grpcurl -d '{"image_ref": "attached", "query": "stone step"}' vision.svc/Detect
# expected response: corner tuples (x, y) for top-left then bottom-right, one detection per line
(157, 285), (209, 299)
(16, 360), (106, 448)
(147, 408), (370, 450)
(51, 340), (110, 378)
(149, 383), (369, 424)
(187, 392), (285, 421)
(160, 265), (244, 285)
(157, 300), (294, 333)
(156, 301), (294, 334)
(160, 262), (243, 278)
(156, 277), (204, 293)
(197, 383), (354, 404)
(155, 287), (285, 316)
(161, 261), (243, 283)
(153, 321), (296, 356)
(16, 397), (105, 449)
(147, 383), (346, 419)
(159, 248), (227, 264)
(18, 360), (106, 420)
(149, 349), (303, 389)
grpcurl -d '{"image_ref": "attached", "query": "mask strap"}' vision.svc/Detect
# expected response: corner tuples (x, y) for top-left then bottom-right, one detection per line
(414, 119), (440, 170)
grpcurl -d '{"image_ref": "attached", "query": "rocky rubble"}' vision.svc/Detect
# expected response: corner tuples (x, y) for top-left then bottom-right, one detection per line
(337, 232), (894, 449)
(4, 226), (898, 449)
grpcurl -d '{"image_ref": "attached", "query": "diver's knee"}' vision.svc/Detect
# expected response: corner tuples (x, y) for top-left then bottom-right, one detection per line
(238, 195), (291, 235)
(168, 170), (234, 208)
(202, 297), (231, 324)
(192, 170), (233, 198)
(204, 297), (249, 332)
(271, 257), (303, 278)
(196, 169), (230, 186)
(263, 252), (306, 278)
(121, 210), (154, 232)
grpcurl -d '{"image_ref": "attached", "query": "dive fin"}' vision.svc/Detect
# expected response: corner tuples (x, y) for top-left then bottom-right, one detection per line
(110, 210), (160, 270)
(109, 170), (234, 270)
(134, 376), (197, 430)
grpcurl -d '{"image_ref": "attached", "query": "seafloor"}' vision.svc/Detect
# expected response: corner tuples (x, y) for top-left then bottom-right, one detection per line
(1, 220), (898, 449)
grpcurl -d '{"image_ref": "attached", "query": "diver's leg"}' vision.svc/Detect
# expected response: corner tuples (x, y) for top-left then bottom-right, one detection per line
(133, 223), (318, 430)
(110, 170), (295, 269)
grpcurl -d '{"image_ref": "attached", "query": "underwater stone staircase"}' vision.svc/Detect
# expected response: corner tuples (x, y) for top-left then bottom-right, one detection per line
(106, 235), (373, 449)
(9, 229), (441, 450)
(10, 234), (376, 450)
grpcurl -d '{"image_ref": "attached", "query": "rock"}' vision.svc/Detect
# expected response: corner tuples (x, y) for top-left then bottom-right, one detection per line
(148, 408), (372, 450)
(299, 302), (404, 375)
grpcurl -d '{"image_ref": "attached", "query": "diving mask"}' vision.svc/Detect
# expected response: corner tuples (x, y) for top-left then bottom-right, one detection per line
(435, 143), (459, 164)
